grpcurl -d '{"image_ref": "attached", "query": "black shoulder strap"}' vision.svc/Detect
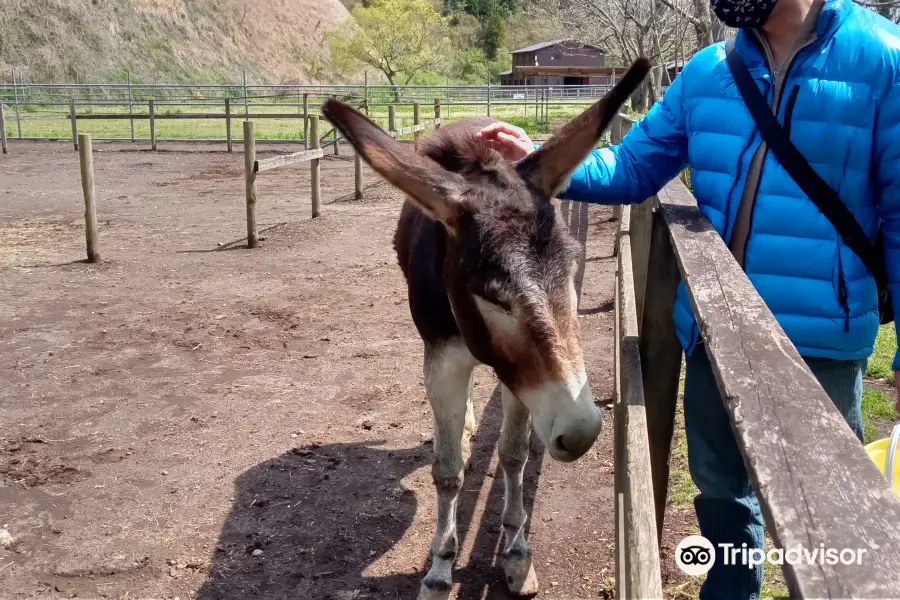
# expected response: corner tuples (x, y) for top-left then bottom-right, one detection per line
(724, 39), (886, 286)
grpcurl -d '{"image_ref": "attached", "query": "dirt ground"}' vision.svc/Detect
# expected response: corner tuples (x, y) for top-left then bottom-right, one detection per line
(0, 141), (695, 600)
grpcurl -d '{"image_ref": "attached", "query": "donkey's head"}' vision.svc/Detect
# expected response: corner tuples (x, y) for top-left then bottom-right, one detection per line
(323, 60), (649, 462)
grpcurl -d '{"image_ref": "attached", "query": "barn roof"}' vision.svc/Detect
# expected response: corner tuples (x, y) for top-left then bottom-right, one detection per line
(511, 39), (605, 55)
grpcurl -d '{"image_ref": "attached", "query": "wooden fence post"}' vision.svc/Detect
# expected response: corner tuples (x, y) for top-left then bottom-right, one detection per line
(354, 152), (363, 201)
(388, 105), (396, 135)
(149, 100), (157, 152)
(413, 103), (421, 151)
(70, 99), (79, 151)
(639, 201), (683, 544)
(303, 93), (310, 150)
(333, 128), (340, 156)
(244, 121), (258, 249)
(631, 199), (654, 322)
(225, 99), (232, 152)
(0, 103), (7, 155)
(434, 99), (441, 130)
(310, 116), (321, 218)
(78, 133), (100, 263)
(611, 116), (634, 225)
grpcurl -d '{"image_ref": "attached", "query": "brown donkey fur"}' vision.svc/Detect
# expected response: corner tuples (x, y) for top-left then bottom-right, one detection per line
(322, 58), (650, 598)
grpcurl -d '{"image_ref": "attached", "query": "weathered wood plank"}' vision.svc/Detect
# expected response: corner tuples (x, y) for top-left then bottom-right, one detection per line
(0, 103), (8, 154)
(617, 205), (664, 599)
(254, 148), (325, 172)
(244, 121), (258, 249)
(354, 152), (363, 201)
(70, 100), (79, 151)
(310, 116), (321, 219)
(77, 134), (100, 263)
(631, 199), (653, 322)
(388, 119), (442, 138)
(638, 198), (683, 543)
(658, 177), (900, 597)
(613, 266), (627, 600)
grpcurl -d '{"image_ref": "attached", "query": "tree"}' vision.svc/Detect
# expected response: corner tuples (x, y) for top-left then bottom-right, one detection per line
(326, 0), (449, 97)
(479, 0), (505, 59)
(533, 0), (695, 111)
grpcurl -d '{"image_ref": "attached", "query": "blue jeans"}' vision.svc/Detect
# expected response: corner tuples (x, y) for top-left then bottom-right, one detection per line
(683, 344), (864, 600)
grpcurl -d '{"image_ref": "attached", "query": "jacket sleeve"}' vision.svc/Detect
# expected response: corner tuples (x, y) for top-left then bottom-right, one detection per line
(555, 71), (690, 205)
(874, 79), (900, 371)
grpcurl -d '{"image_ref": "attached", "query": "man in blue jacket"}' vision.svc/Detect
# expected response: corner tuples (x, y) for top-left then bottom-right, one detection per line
(477, 0), (900, 597)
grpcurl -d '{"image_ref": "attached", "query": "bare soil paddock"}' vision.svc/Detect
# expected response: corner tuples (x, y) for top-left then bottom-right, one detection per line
(0, 142), (692, 599)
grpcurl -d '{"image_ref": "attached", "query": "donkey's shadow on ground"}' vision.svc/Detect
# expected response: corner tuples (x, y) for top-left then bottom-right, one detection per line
(195, 388), (545, 600)
(195, 201), (596, 600)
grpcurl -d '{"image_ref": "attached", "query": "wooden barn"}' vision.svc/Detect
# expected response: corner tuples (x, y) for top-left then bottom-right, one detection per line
(499, 39), (615, 86)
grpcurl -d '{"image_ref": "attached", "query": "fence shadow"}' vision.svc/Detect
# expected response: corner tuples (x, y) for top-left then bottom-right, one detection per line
(195, 387), (546, 600)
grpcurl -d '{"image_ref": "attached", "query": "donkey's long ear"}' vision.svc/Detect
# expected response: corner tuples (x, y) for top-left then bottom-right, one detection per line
(322, 100), (465, 224)
(515, 58), (651, 197)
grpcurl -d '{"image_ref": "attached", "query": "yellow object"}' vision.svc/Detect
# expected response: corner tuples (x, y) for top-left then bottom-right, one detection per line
(865, 422), (900, 496)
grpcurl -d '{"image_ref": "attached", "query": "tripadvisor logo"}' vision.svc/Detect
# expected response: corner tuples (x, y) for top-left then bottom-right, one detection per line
(675, 535), (869, 575)
(675, 535), (715, 576)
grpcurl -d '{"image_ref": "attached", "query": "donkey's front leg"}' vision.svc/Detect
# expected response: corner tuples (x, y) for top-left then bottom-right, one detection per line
(418, 343), (476, 600)
(499, 384), (539, 596)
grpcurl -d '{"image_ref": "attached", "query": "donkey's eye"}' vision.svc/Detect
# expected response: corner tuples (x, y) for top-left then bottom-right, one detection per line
(475, 294), (512, 313)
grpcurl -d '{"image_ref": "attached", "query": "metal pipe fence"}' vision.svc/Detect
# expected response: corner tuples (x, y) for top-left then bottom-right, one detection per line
(0, 82), (614, 147)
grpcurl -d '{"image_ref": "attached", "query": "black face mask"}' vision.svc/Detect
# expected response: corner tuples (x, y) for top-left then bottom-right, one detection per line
(710, 0), (778, 28)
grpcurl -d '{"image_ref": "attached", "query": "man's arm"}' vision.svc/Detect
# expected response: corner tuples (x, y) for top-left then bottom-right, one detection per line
(476, 71), (691, 205)
(555, 72), (690, 205)
(873, 78), (900, 413)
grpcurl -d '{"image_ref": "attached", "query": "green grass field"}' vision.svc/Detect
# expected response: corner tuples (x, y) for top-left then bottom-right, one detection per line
(3, 100), (592, 143)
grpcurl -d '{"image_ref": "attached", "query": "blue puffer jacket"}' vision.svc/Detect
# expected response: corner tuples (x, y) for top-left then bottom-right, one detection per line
(558, 0), (900, 370)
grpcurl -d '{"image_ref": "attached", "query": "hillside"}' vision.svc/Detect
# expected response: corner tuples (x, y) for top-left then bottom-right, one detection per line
(0, 0), (351, 84)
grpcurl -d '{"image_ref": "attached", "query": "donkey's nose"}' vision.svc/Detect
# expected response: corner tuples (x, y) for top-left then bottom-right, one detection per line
(548, 407), (602, 462)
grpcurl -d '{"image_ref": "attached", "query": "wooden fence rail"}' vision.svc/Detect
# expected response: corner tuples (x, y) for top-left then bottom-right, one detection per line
(612, 109), (900, 597)
(0, 102), (7, 155)
(240, 101), (443, 248)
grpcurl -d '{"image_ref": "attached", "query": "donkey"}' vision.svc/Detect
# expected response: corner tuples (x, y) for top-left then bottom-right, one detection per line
(322, 58), (649, 599)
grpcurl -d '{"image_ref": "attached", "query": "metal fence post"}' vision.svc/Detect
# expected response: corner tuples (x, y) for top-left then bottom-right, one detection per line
(149, 100), (156, 151)
(413, 102), (420, 151)
(12, 68), (22, 139)
(364, 71), (369, 115)
(225, 98), (233, 152)
(127, 71), (135, 141)
(303, 93), (309, 150)
(242, 69), (249, 117)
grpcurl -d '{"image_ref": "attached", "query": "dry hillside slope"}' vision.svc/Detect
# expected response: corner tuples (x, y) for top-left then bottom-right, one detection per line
(0, 0), (350, 83)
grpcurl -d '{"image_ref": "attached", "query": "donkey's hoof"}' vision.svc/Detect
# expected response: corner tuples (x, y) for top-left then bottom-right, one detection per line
(502, 552), (539, 596)
(417, 575), (452, 600)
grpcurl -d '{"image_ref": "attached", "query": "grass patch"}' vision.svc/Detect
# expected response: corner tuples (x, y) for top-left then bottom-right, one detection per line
(866, 324), (897, 382)
(862, 387), (897, 443)
(501, 116), (552, 137)
(669, 359), (695, 507)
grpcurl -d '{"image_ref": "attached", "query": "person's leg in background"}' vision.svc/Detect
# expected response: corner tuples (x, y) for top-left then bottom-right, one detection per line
(683, 343), (763, 600)
(803, 356), (866, 442)
(682, 347), (866, 600)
